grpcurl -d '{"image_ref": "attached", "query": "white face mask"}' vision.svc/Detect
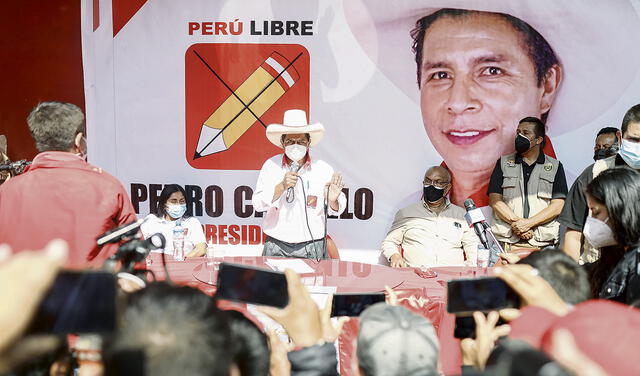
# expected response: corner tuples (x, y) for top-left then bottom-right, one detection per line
(285, 144), (307, 162)
(583, 216), (617, 248)
(619, 139), (640, 169)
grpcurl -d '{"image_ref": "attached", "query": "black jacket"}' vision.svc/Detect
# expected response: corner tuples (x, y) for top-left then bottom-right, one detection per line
(599, 248), (640, 304)
(288, 343), (339, 376)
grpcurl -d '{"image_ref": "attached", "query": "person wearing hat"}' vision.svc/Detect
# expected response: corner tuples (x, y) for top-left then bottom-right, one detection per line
(252, 109), (346, 259)
(345, 2), (640, 208)
(355, 302), (439, 376)
(488, 117), (568, 252)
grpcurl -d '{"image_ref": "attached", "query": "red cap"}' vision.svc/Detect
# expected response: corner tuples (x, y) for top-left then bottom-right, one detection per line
(541, 300), (640, 375)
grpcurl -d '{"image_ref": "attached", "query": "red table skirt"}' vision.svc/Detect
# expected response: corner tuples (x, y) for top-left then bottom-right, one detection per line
(144, 253), (490, 375)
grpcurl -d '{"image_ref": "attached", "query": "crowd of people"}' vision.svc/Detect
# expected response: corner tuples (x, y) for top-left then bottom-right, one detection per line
(2, 9), (640, 375)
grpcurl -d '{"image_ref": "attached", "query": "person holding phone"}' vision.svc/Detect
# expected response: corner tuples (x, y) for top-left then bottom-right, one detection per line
(252, 109), (347, 259)
(140, 184), (206, 257)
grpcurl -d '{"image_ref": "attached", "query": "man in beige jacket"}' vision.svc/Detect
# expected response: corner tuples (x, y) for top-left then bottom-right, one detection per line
(382, 166), (479, 268)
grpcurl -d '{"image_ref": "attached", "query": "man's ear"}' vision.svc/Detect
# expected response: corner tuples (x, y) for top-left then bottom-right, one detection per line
(616, 130), (623, 143)
(539, 64), (562, 115)
(73, 132), (84, 153)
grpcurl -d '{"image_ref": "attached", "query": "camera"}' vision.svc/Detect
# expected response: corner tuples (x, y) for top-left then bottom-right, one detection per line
(97, 219), (165, 274)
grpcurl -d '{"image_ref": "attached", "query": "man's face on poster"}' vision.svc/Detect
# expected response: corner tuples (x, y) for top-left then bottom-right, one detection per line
(419, 12), (557, 175)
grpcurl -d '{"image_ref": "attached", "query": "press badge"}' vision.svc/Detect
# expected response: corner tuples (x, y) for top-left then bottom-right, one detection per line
(307, 195), (318, 208)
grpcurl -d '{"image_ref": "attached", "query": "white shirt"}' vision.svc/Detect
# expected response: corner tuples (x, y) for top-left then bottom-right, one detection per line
(140, 214), (206, 252)
(252, 154), (347, 243)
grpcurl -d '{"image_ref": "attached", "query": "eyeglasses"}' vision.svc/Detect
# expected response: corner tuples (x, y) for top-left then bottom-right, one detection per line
(283, 139), (309, 146)
(423, 178), (450, 189)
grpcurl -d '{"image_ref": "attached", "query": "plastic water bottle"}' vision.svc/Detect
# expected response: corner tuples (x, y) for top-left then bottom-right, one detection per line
(173, 224), (185, 261)
(477, 245), (489, 269)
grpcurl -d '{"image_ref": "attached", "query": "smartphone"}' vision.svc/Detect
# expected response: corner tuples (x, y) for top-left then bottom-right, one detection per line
(447, 277), (520, 314)
(330, 292), (386, 317)
(454, 315), (508, 339)
(26, 271), (117, 334)
(216, 263), (289, 308)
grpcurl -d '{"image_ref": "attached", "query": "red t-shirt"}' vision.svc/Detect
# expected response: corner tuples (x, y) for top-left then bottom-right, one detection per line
(0, 151), (137, 268)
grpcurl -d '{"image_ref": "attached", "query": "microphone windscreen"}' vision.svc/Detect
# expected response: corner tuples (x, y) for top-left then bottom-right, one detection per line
(464, 198), (476, 211)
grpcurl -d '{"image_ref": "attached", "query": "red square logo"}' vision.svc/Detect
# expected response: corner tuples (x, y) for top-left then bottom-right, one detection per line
(185, 43), (310, 170)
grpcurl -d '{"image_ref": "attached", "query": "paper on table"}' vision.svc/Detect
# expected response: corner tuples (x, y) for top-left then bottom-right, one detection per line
(306, 285), (338, 310)
(265, 258), (315, 274)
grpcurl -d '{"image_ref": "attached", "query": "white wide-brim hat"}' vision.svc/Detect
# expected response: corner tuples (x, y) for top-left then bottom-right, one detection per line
(344, 0), (640, 136)
(266, 109), (325, 148)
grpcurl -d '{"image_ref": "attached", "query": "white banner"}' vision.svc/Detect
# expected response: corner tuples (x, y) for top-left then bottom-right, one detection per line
(81, 0), (640, 264)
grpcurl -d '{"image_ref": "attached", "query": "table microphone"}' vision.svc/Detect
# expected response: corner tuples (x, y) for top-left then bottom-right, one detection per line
(463, 198), (490, 249)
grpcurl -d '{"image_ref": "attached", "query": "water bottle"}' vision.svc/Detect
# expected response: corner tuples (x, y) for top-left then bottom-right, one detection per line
(477, 245), (489, 269)
(173, 224), (185, 261)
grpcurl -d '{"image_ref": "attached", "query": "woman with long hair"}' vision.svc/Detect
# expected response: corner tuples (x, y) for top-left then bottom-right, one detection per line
(584, 167), (640, 303)
(140, 184), (207, 257)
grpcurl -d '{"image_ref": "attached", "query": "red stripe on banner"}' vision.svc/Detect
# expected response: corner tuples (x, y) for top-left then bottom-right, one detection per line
(270, 52), (300, 82)
(260, 61), (290, 90)
(93, 0), (100, 31)
(112, 0), (148, 37)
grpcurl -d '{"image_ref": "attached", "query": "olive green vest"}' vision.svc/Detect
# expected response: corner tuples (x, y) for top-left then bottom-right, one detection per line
(491, 153), (560, 247)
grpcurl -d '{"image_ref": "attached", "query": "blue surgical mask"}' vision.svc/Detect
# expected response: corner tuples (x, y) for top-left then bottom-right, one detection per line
(619, 139), (640, 169)
(166, 204), (187, 219)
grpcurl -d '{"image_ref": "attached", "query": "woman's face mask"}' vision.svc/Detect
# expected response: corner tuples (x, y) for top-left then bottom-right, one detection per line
(583, 216), (617, 248)
(166, 203), (187, 219)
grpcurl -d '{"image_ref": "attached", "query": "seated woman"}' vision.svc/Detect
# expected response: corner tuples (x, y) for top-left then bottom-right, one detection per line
(583, 167), (640, 304)
(141, 184), (206, 257)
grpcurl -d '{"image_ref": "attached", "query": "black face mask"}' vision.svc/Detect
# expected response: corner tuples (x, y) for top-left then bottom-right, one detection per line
(515, 134), (532, 154)
(423, 185), (445, 202)
(593, 143), (620, 161)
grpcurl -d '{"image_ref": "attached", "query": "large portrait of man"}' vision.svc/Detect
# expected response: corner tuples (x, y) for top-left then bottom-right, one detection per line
(346, 0), (640, 207)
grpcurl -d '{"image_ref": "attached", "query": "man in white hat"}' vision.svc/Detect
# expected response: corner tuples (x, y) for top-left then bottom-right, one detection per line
(252, 109), (346, 259)
(345, 1), (640, 208)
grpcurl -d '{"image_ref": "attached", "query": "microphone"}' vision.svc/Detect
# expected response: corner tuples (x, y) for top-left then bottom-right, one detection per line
(97, 218), (146, 246)
(463, 198), (490, 249)
(286, 161), (300, 203)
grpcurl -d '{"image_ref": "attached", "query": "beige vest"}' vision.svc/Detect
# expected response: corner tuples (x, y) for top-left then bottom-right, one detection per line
(580, 156), (617, 264)
(491, 153), (560, 247)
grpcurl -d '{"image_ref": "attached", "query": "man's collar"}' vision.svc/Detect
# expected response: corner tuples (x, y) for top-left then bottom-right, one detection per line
(515, 150), (545, 165)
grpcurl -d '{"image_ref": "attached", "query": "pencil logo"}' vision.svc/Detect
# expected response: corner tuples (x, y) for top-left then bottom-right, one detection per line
(185, 44), (310, 170)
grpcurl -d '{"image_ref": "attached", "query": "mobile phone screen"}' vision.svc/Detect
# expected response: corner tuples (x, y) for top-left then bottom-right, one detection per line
(26, 271), (116, 334)
(216, 263), (289, 308)
(447, 277), (520, 314)
(330, 293), (386, 317)
(454, 315), (508, 339)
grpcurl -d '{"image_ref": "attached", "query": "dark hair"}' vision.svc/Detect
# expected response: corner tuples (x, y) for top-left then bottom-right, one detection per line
(156, 184), (189, 219)
(27, 101), (85, 152)
(225, 310), (270, 376)
(280, 133), (310, 144)
(621, 104), (640, 136)
(586, 167), (640, 297)
(517, 248), (590, 305)
(597, 127), (620, 142)
(411, 9), (559, 89)
(105, 283), (231, 376)
(519, 116), (546, 149)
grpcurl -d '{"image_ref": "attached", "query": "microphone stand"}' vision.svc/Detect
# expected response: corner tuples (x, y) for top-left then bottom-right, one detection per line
(482, 223), (504, 266)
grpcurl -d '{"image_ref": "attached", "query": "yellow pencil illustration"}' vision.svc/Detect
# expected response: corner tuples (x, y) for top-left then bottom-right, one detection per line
(193, 51), (301, 159)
